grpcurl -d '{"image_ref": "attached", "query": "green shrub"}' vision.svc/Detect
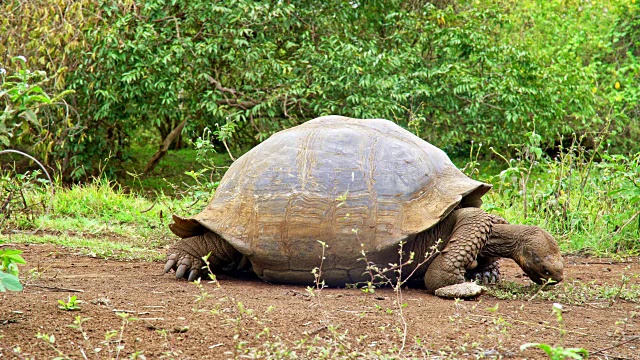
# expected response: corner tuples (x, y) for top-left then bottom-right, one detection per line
(0, 57), (74, 160)
(0, 0), (99, 177)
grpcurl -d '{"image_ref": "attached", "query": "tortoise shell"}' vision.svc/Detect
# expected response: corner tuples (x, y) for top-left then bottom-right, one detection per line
(170, 116), (490, 283)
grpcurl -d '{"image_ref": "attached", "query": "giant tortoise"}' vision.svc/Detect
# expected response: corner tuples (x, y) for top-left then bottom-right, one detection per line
(163, 116), (564, 297)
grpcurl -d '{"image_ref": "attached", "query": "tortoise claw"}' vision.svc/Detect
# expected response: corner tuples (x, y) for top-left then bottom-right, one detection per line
(164, 243), (206, 280)
(483, 274), (492, 284)
(176, 264), (188, 279)
(188, 269), (200, 282)
(164, 259), (177, 273)
(468, 270), (499, 284)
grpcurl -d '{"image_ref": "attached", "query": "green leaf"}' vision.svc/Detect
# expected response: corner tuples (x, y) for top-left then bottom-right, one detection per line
(520, 342), (551, 354)
(0, 271), (23, 292)
(6, 254), (26, 264)
(0, 249), (26, 264)
(565, 348), (589, 359)
(26, 94), (52, 104)
(0, 249), (25, 256)
(19, 109), (39, 126)
(532, 147), (542, 159)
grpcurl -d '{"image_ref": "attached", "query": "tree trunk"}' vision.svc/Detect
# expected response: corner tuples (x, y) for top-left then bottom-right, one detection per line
(159, 121), (184, 150)
(143, 118), (188, 174)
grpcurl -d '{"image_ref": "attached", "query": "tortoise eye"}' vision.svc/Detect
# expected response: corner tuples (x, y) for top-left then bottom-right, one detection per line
(542, 266), (550, 276)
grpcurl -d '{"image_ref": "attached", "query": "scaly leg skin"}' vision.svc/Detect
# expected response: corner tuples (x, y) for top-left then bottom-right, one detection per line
(462, 214), (507, 284)
(424, 208), (493, 297)
(466, 257), (501, 284)
(164, 231), (245, 281)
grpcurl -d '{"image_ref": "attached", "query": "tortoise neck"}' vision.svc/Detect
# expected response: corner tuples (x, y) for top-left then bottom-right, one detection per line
(480, 224), (526, 264)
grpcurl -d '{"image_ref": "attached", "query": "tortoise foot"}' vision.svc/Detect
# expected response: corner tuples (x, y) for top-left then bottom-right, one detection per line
(466, 262), (500, 284)
(466, 268), (500, 284)
(164, 248), (205, 282)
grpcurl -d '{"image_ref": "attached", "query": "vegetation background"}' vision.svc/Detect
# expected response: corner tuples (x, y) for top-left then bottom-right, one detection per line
(1, 0), (639, 258)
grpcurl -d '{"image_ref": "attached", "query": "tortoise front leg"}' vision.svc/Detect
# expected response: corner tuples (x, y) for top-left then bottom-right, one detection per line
(464, 214), (507, 284)
(424, 208), (493, 293)
(164, 231), (246, 281)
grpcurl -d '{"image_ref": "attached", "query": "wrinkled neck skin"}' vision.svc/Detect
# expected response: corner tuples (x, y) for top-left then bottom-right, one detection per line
(478, 224), (526, 267)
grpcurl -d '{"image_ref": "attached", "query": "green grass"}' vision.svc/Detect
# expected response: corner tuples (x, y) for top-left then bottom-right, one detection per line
(2, 176), (208, 233)
(3, 233), (163, 261)
(456, 137), (640, 255)
(0, 175), (209, 266)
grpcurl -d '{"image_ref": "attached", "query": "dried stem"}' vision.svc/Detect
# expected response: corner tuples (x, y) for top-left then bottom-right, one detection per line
(0, 149), (55, 214)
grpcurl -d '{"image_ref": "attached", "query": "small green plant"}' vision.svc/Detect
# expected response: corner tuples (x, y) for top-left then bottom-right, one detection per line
(307, 240), (328, 298)
(34, 313), (140, 359)
(0, 248), (25, 292)
(521, 342), (589, 360)
(358, 239), (441, 355)
(520, 303), (589, 359)
(57, 295), (81, 311)
(35, 332), (68, 359)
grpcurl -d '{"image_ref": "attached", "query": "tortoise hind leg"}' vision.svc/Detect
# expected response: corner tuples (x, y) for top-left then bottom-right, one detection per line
(164, 231), (247, 281)
(424, 208), (493, 296)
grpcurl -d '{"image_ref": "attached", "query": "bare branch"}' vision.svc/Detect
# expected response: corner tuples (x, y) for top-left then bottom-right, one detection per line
(206, 75), (242, 96)
(205, 75), (260, 109)
(0, 150), (55, 214)
(215, 98), (259, 110)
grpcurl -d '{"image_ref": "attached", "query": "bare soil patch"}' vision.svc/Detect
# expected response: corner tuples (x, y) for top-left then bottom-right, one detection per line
(1, 244), (639, 359)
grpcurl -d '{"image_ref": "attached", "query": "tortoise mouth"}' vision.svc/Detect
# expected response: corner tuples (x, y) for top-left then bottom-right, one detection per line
(529, 273), (563, 286)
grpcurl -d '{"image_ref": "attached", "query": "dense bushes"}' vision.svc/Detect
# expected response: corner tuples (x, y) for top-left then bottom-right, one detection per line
(1, 0), (638, 178)
(487, 0), (639, 154)
(605, 0), (640, 150)
(74, 0), (600, 152)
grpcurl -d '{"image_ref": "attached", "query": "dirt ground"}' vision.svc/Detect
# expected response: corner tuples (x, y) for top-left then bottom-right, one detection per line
(1, 243), (639, 359)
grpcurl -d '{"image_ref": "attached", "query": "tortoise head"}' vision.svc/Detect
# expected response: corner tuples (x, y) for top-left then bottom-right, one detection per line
(517, 226), (564, 285)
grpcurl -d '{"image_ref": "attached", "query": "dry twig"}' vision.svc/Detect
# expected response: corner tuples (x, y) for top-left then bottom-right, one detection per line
(25, 284), (84, 293)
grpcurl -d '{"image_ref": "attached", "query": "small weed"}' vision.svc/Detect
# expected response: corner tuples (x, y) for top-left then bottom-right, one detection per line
(57, 295), (81, 311)
(358, 238), (441, 355)
(520, 303), (589, 359)
(35, 332), (68, 359)
(156, 328), (183, 358)
(521, 342), (590, 360)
